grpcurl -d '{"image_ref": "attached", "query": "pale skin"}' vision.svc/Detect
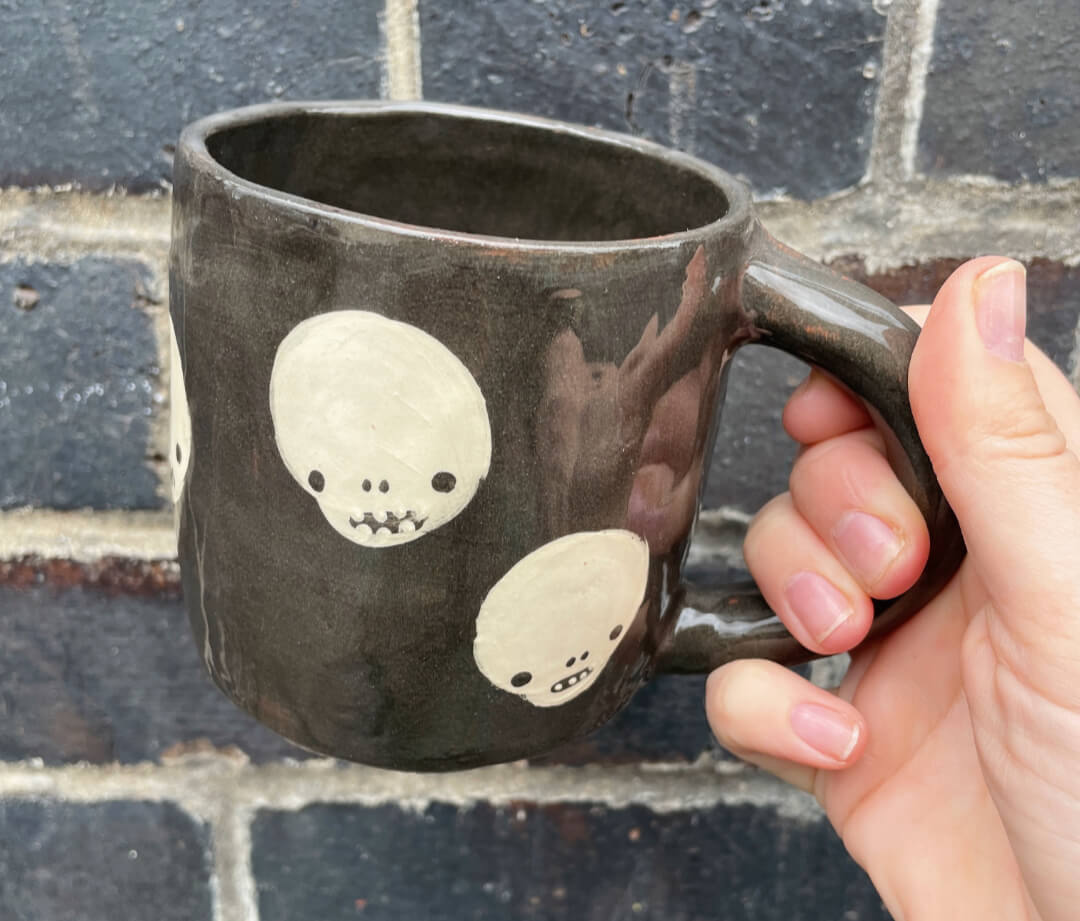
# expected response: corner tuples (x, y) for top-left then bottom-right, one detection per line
(706, 257), (1080, 921)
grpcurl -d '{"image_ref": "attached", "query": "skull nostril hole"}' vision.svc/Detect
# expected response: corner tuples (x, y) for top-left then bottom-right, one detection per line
(511, 671), (532, 688)
(581, 651), (589, 660)
(175, 443), (182, 464)
(362, 479), (372, 492)
(308, 470), (325, 492)
(609, 625), (623, 641)
(379, 480), (390, 493)
(431, 471), (457, 493)
(565, 657), (576, 668)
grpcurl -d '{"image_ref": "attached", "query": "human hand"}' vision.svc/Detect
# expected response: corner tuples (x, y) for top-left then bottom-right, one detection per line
(705, 257), (1080, 921)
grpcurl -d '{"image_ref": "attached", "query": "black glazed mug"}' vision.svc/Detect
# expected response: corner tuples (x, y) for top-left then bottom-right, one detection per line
(169, 101), (964, 771)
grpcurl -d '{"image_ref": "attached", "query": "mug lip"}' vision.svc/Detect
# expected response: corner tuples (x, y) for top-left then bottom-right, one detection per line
(177, 99), (755, 253)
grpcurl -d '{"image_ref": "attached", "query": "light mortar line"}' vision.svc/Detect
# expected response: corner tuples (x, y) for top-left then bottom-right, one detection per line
(0, 757), (821, 821)
(757, 180), (1080, 272)
(667, 62), (699, 153)
(384, 0), (422, 100)
(5, 182), (1080, 272)
(697, 507), (752, 528)
(687, 507), (750, 571)
(0, 189), (170, 262)
(0, 509), (176, 561)
(864, 0), (923, 187)
(211, 803), (260, 921)
(0, 507), (752, 565)
(898, 0), (941, 180)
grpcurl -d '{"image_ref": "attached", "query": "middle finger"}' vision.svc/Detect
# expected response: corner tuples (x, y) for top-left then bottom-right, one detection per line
(789, 429), (930, 599)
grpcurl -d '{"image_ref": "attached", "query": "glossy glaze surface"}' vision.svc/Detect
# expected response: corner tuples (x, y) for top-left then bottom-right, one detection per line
(170, 102), (962, 769)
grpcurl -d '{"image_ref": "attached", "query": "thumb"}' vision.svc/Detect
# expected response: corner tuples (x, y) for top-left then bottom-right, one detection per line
(909, 256), (1080, 621)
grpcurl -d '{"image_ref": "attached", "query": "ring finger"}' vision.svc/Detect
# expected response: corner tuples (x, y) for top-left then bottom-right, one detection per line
(744, 493), (875, 657)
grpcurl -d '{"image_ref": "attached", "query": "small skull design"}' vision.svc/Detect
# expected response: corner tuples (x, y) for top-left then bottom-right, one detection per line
(169, 324), (193, 504)
(269, 311), (492, 548)
(473, 530), (650, 707)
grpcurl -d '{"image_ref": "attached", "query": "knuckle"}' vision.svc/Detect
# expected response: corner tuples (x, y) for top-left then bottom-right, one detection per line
(837, 453), (874, 512)
(970, 409), (1070, 464)
(790, 429), (886, 506)
(958, 373), (1071, 464)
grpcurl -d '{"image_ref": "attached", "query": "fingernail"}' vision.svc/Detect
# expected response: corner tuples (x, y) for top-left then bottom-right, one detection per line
(974, 260), (1026, 362)
(784, 571), (853, 644)
(833, 511), (903, 586)
(791, 703), (861, 762)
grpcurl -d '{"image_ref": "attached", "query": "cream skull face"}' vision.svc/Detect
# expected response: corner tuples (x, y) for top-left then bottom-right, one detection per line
(169, 325), (193, 504)
(474, 530), (650, 707)
(269, 311), (492, 548)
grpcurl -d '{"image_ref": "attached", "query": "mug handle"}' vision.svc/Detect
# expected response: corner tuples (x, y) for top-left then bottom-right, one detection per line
(656, 230), (966, 672)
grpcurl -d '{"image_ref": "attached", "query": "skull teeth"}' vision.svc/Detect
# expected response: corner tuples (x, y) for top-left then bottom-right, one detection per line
(349, 511), (426, 535)
(550, 666), (593, 694)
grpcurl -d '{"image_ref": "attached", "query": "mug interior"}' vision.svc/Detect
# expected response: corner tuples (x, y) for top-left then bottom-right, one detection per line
(203, 108), (730, 242)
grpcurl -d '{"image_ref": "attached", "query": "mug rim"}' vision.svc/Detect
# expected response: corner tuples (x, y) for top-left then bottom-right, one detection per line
(178, 99), (754, 253)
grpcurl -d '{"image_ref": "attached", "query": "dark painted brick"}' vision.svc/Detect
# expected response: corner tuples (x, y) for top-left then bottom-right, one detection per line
(0, 800), (211, 921)
(0, 584), (302, 763)
(420, 0), (885, 199)
(0, 258), (162, 510)
(919, 0), (1080, 181)
(253, 801), (890, 921)
(0, 0), (383, 190)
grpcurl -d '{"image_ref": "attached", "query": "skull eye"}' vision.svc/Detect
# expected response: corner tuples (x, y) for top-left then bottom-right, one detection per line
(511, 671), (532, 688)
(308, 470), (325, 492)
(431, 471), (457, 493)
(609, 624), (623, 641)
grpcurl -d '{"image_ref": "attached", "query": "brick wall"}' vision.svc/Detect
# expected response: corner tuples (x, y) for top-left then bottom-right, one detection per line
(1, 1), (1078, 918)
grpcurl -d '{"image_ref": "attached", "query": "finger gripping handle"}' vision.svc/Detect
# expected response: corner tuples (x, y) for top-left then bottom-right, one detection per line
(657, 232), (966, 672)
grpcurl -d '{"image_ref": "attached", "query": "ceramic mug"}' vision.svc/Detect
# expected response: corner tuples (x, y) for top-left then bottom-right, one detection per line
(169, 101), (964, 770)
